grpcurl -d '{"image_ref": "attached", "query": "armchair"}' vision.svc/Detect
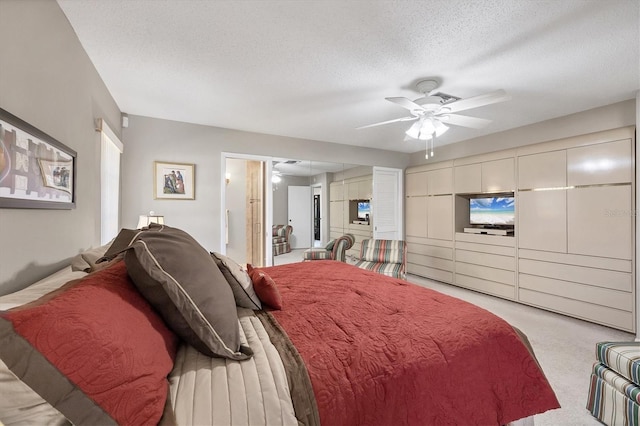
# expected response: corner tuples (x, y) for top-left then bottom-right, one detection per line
(354, 239), (407, 279)
(303, 234), (355, 263)
(272, 225), (293, 256)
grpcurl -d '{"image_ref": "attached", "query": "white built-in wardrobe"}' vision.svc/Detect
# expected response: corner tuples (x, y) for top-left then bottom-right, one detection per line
(405, 126), (636, 333)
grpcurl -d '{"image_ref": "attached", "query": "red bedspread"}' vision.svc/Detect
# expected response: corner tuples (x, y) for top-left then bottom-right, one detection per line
(264, 261), (559, 425)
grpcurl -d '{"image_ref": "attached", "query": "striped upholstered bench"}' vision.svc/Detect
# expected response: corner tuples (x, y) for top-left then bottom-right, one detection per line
(354, 239), (407, 280)
(587, 341), (640, 425)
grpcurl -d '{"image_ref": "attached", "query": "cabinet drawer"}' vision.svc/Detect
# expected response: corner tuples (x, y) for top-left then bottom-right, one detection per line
(518, 259), (632, 292)
(407, 243), (453, 260)
(454, 274), (515, 299)
(455, 241), (514, 256)
(407, 253), (453, 272)
(408, 263), (453, 283)
(455, 250), (515, 271)
(519, 273), (633, 311)
(519, 288), (634, 332)
(455, 262), (515, 285)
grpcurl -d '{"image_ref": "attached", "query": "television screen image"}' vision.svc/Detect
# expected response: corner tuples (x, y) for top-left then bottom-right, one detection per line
(357, 201), (370, 220)
(469, 197), (515, 226)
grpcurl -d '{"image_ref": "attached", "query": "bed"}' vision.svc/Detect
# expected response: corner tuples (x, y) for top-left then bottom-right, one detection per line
(0, 224), (559, 425)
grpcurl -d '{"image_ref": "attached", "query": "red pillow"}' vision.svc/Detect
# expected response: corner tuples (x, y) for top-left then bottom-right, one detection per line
(247, 264), (283, 310)
(0, 261), (179, 425)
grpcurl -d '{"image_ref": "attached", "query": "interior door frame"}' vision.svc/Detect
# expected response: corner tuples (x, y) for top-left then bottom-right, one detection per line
(221, 152), (274, 265)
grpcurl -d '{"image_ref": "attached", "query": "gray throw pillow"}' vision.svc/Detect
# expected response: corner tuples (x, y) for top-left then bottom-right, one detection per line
(124, 224), (252, 360)
(325, 239), (336, 251)
(211, 252), (262, 310)
(96, 228), (141, 264)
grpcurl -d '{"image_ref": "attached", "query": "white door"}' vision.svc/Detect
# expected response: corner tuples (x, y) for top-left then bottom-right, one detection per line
(288, 186), (312, 248)
(373, 167), (404, 240)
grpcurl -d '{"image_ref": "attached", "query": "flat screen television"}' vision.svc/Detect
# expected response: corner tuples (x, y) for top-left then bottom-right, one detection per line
(469, 196), (515, 226)
(357, 201), (370, 220)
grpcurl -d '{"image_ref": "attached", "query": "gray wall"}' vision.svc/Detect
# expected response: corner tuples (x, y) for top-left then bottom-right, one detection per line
(0, 0), (121, 295)
(121, 115), (410, 253)
(409, 100), (636, 166)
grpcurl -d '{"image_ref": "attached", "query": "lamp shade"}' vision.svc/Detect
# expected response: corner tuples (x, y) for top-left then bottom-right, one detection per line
(406, 118), (449, 140)
(137, 214), (165, 229)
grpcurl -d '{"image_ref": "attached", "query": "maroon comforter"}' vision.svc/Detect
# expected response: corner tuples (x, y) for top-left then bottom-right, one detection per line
(263, 261), (559, 425)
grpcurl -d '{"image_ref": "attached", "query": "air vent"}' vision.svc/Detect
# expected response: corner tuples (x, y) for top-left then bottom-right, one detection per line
(432, 92), (460, 104)
(283, 160), (300, 164)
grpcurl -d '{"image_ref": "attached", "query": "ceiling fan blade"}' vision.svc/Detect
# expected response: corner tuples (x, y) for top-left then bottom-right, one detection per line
(439, 113), (492, 129)
(385, 97), (425, 113)
(443, 89), (511, 113)
(356, 116), (417, 130)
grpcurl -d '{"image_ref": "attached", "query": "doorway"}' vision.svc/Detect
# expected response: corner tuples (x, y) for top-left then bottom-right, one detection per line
(222, 153), (272, 266)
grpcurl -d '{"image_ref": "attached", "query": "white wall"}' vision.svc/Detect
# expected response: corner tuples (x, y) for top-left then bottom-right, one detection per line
(121, 115), (409, 253)
(0, 0), (121, 295)
(225, 158), (247, 264)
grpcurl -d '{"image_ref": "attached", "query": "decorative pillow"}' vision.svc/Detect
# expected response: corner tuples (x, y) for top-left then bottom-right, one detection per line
(124, 224), (252, 360)
(247, 264), (283, 310)
(0, 261), (179, 425)
(211, 252), (262, 310)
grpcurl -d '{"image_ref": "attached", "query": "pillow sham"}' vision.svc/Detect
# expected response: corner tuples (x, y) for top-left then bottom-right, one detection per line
(211, 252), (262, 310)
(247, 264), (283, 310)
(0, 261), (179, 425)
(124, 224), (252, 360)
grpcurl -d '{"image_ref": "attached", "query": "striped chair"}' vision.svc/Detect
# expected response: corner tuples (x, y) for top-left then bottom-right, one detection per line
(587, 341), (640, 425)
(303, 234), (355, 263)
(354, 239), (407, 279)
(272, 225), (293, 256)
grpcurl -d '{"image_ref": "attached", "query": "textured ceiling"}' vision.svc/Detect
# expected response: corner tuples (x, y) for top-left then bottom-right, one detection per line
(57, 0), (639, 154)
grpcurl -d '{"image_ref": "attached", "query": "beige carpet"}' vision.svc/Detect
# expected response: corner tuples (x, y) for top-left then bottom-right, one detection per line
(408, 274), (635, 425)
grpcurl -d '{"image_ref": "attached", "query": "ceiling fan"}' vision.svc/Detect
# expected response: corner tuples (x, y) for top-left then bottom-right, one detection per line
(358, 79), (511, 158)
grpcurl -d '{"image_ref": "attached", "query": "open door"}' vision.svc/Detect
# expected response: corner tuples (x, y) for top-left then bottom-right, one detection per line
(372, 166), (404, 240)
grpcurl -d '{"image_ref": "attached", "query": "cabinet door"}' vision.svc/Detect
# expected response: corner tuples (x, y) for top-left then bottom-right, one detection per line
(330, 182), (343, 201)
(358, 179), (372, 200)
(348, 182), (359, 200)
(343, 201), (351, 228)
(406, 171), (427, 196)
(518, 151), (566, 190)
(482, 158), (515, 192)
(567, 139), (632, 186)
(568, 186), (632, 260)
(518, 190), (567, 253)
(454, 164), (481, 194)
(405, 197), (427, 238)
(330, 200), (343, 230)
(428, 168), (453, 195)
(427, 195), (453, 241)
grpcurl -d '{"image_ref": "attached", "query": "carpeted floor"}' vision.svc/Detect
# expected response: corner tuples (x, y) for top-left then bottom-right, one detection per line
(270, 254), (636, 424)
(408, 274), (635, 425)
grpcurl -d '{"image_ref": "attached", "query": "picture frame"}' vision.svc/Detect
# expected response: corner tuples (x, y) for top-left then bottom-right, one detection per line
(0, 108), (76, 209)
(154, 161), (195, 200)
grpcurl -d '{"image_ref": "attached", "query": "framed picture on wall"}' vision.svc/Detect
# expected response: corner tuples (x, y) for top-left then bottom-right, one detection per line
(154, 161), (195, 200)
(0, 108), (77, 209)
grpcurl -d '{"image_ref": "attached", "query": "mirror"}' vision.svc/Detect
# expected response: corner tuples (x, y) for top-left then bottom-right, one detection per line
(223, 154), (374, 268)
(271, 158), (371, 265)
